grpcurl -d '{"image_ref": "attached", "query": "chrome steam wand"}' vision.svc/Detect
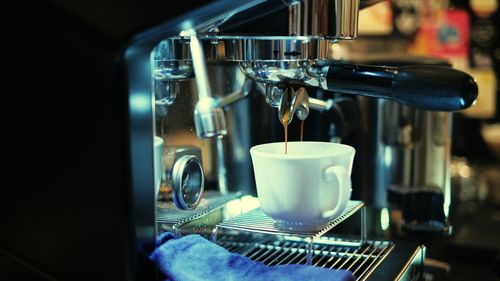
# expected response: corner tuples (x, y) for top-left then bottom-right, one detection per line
(189, 34), (227, 138)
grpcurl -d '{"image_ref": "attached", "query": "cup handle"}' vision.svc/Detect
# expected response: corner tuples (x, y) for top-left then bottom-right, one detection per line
(322, 165), (351, 219)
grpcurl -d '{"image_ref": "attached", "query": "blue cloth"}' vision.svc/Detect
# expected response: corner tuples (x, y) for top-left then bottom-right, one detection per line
(150, 232), (355, 281)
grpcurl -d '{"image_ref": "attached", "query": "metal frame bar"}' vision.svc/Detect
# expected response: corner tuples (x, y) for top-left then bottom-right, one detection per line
(216, 234), (393, 280)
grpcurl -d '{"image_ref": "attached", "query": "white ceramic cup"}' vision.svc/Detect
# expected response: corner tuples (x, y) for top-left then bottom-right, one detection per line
(154, 136), (164, 197)
(250, 141), (355, 230)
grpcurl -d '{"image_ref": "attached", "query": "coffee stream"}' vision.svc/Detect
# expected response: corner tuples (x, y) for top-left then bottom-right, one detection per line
(300, 120), (304, 142)
(281, 109), (305, 154)
(281, 107), (291, 154)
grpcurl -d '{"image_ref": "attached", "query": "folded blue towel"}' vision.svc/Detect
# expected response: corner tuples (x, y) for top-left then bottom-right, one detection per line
(150, 232), (355, 281)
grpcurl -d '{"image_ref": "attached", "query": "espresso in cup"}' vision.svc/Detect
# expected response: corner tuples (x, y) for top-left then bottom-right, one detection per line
(250, 141), (355, 230)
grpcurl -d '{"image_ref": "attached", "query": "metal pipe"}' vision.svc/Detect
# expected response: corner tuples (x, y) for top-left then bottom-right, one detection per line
(309, 97), (332, 111)
(286, 0), (360, 40)
(190, 35), (212, 100)
(335, 0), (360, 39)
(189, 34), (228, 138)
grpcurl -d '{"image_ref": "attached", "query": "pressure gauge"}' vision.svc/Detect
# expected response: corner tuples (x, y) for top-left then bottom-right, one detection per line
(171, 155), (204, 210)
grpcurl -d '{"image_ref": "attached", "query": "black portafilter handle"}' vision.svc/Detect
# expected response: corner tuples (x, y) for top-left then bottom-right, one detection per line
(321, 62), (478, 111)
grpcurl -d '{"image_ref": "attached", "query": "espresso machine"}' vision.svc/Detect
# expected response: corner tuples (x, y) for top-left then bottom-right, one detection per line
(1, 0), (478, 280)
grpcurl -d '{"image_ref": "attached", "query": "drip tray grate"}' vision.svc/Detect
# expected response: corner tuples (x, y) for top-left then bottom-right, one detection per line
(157, 191), (241, 236)
(216, 234), (394, 281)
(213, 200), (365, 240)
(212, 200), (366, 265)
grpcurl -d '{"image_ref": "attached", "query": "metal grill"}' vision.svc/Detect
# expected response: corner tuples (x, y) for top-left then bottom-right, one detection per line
(213, 200), (365, 242)
(157, 191), (241, 236)
(213, 200), (365, 239)
(212, 200), (366, 265)
(216, 234), (394, 281)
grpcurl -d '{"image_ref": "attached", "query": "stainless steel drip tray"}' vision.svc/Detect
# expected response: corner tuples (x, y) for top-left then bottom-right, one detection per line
(214, 232), (424, 281)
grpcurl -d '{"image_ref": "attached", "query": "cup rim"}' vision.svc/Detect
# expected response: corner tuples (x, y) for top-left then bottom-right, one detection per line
(250, 141), (355, 160)
(154, 136), (164, 145)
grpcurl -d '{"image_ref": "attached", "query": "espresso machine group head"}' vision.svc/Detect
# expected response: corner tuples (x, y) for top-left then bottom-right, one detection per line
(151, 0), (363, 131)
(153, 0), (477, 139)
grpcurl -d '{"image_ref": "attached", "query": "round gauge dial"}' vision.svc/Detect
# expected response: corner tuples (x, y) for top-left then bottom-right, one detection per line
(171, 155), (204, 210)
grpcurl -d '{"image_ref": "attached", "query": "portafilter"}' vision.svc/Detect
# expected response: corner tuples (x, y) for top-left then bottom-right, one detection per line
(222, 36), (478, 112)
